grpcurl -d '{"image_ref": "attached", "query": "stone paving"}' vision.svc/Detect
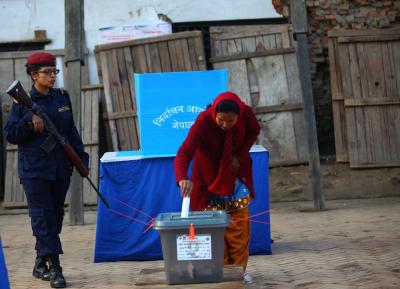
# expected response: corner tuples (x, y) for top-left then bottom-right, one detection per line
(1, 197), (399, 289)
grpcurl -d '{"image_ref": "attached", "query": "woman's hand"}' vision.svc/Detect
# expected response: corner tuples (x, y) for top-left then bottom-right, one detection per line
(31, 114), (44, 133)
(178, 180), (193, 197)
(232, 157), (240, 172)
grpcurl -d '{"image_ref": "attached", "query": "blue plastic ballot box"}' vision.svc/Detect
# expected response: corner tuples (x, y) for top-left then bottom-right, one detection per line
(94, 145), (271, 262)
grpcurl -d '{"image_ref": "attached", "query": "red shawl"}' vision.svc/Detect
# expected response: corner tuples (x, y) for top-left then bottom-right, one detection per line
(174, 92), (261, 211)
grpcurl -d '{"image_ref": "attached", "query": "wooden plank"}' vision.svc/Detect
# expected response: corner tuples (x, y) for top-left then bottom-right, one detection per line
(116, 48), (135, 148)
(338, 34), (400, 43)
(209, 48), (296, 63)
(365, 42), (386, 98)
(174, 39), (186, 71)
(132, 45), (148, 73)
(350, 162), (400, 169)
(332, 100), (348, 162)
(269, 34), (277, 49)
(157, 42), (172, 72)
(344, 97), (400, 106)
(281, 25), (291, 48)
(3, 150), (15, 204)
(193, 36), (207, 70)
(284, 53), (308, 161)
(0, 49), (65, 60)
(225, 39), (242, 56)
(328, 39), (341, 100)
(328, 28), (400, 38)
(255, 102), (303, 114)
(88, 89), (99, 204)
(213, 60), (251, 105)
(240, 38), (259, 106)
(167, 40), (179, 71)
(82, 84), (103, 90)
(270, 159), (308, 167)
(241, 37), (256, 53)
(391, 41), (400, 97)
(103, 111), (137, 120)
(210, 24), (291, 41)
(382, 42), (396, 100)
(328, 37), (349, 161)
(123, 47), (140, 149)
(365, 42), (388, 164)
(14, 58), (31, 90)
(143, 44), (153, 74)
(2, 201), (28, 208)
(123, 47), (136, 111)
(0, 59), (14, 199)
(81, 89), (91, 204)
(180, 39), (193, 71)
(90, 89), (99, 203)
(105, 50), (125, 150)
(256, 35), (267, 51)
(186, 38), (199, 70)
(94, 31), (203, 52)
(389, 41), (400, 161)
(276, 33), (283, 49)
(349, 42), (367, 165)
(99, 51), (119, 150)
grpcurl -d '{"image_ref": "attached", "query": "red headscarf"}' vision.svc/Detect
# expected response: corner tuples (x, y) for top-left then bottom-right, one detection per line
(208, 92), (246, 196)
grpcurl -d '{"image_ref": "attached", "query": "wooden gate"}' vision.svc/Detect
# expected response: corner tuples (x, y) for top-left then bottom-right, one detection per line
(210, 24), (308, 166)
(94, 31), (207, 151)
(329, 28), (400, 168)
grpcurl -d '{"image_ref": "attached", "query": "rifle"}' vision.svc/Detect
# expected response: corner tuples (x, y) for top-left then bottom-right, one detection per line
(6, 80), (110, 208)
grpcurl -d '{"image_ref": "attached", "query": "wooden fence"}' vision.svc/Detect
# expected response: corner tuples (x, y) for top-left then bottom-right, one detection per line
(328, 28), (400, 168)
(210, 24), (308, 167)
(94, 31), (207, 151)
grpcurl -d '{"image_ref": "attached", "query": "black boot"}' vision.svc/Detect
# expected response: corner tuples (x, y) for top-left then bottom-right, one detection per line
(48, 255), (66, 288)
(33, 255), (51, 281)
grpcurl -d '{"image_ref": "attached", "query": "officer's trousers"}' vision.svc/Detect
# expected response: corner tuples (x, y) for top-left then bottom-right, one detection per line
(21, 178), (70, 256)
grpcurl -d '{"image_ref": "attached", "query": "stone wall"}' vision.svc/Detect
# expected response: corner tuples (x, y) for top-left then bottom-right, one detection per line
(272, 0), (400, 156)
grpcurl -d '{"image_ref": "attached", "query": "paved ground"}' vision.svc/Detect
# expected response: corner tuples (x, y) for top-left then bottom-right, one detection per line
(1, 197), (399, 289)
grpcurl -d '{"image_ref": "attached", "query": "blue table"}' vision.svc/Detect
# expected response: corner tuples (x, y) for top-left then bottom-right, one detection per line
(94, 145), (271, 262)
(0, 238), (10, 289)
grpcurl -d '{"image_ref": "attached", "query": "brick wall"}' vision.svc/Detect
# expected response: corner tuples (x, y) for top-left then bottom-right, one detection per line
(272, 0), (400, 156)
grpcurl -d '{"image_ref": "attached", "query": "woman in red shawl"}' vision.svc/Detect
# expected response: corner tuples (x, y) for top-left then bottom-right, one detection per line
(174, 91), (260, 283)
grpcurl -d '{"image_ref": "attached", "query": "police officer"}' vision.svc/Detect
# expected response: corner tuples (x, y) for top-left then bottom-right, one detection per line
(4, 52), (89, 288)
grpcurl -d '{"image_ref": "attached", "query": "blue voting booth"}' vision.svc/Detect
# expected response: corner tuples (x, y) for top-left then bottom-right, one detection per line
(94, 70), (271, 262)
(126, 70), (228, 158)
(0, 238), (10, 289)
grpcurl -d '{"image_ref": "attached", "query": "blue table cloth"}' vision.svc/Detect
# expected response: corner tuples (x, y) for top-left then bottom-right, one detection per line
(0, 238), (10, 289)
(94, 145), (271, 262)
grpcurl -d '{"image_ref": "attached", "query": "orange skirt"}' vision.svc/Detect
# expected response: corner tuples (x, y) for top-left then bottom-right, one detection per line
(224, 206), (250, 271)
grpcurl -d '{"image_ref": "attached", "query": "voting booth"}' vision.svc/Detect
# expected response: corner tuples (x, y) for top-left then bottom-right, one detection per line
(94, 70), (271, 262)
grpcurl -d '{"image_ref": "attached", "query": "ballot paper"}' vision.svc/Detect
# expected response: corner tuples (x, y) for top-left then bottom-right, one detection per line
(181, 197), (190, 218)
